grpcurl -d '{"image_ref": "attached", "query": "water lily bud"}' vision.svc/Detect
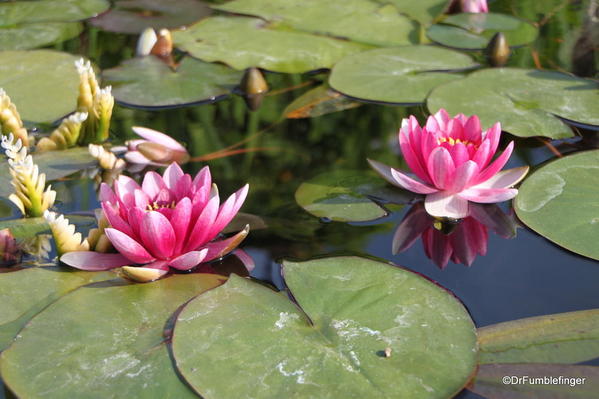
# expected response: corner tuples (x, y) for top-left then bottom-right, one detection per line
(486, 32), (510, 67)
(75, 58), (98, 112)
(44, 211), (90, 256)
(136, 27), (158, 56)
(151, 29), (173, 59)
(0, 228), (21, 266)
(94, 86), (114, 143)
(37, 112), (88, 152)
(136, 141), (190, 164)
(0, 89), (29, 146)
(89, 144), (126, 171)
(241, 67), (269, 111)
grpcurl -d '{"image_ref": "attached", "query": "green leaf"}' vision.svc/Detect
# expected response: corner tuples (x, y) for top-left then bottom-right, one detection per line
(0, 22), (83, 51)
(172, 16), (370, 73)
(283, 84), (361, 119)
(374, 0), (448, 25)
(515, 150), (599, 260)
(427, 68), (599, 139)
(295, 170), (412, 222)
(172, 257), (478, 399)
(471, 364), (599, 398)
(0, 50), (81, 123)
(329, 45), (476, 104)
(427, 13), (538, 50)
(89, 0), (212, 34)
(103, 56), (242, 109)
(0, 274), (224, 398)
(214, 0), (417, 47)
(478, 309), (599, 364)
(0, 267), (115, 351)
(0, 0), (109, 26)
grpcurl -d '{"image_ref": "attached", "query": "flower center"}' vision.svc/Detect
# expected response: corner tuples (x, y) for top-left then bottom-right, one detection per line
(146, 201), (176, 211)
(437, 137), (477, 147)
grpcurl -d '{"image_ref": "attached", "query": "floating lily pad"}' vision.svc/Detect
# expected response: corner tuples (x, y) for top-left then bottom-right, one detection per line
(89, 0), (212, 34)
(0, 22), (83, 51)
(0, 50), (82, 123)
(329, 45), (476, 105)
(103, 56), (242, 109)
(283, 84), (361, 119)
(428, 68), (599, 139)
(295, 170), (412, 222)
(374, 0), (448, 25)
(514, 151), (599, 261)
(478, 309), (599, 364)
(427, 13), (538, 50)
(0, 267), (115, 351)
(173, 16), (369, 73)
(172, 257), (478, 399)
(0, 274), (223, 398)
(214, 0), (417, 47)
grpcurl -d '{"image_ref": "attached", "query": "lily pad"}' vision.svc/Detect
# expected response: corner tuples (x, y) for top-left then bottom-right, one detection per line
(295, 170), (412, 222)
(478, 309), (599, 364)
(172, 16), (370, 73)
(0, 22), (83, 51)
(0, 274), (223, 398)
(283, 84), (361, 119)
(103, 56), (242, 109)
(0, 267), (115, 351)
(89, 0), (212, 34)
(172, 257), (478, 399)
(214, 0), (417, 47)
(329, 45), (477, 105)
(0, 147), (96, 198)
(427, 68), (599, 139)
(427, 13), (538, 50)
(0, 50), (82, 123)
(374, 0), (448, 25)
(514, 151), (599, 261)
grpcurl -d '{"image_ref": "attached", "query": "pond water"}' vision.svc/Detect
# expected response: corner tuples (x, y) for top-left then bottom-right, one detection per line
(1, 0), (598, 398)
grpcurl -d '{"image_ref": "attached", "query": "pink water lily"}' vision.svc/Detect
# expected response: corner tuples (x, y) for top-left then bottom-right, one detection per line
(121, 126), (190, 166)
(368, 109), (528, 219)
(460, 0), (488, 13)
(61, 163), (249, 279)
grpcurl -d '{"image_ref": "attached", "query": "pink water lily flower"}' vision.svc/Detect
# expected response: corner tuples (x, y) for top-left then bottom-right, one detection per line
(461, 0), (488, 13)
(61, 163), (249, 279)
(121, 126), (190, 166)
(368, 109), (528, 219)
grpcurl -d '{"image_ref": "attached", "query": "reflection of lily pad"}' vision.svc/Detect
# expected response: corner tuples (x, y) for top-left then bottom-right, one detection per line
(515, 150), (599, 261)
(103, 56), (242, 109)
(283, 84), (361, 119)
(329, 45), (476, 105)
(215, 0), (417, 47)
(0, 0), (109, 50)
(89, 0), (212, 34)
(374, 0), (448, 24)
(173, 16), (369, 73)
(427, 13), (538, 50)
(295, 170), (412, 222)
(0, 274), (223, 398)
(427, 68), (599, 139)
(172, 257), (478, 398)
(0, 50), (81, 123)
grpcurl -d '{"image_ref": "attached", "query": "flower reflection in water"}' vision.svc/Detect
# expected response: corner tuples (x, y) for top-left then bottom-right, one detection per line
(393, 202), (516, 269)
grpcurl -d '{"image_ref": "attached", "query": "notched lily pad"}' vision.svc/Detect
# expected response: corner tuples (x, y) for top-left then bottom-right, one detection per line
(295, 170), (413, 222)
(89, 0), (212, 34)
(283, 84), (361, 119)
(172, 16), (369, 73)
(329, 45), (477, 105)
(427, 13), (538, 50)
(172, 257), (478, 399)
(515, 151), (599, 261)
(427, 68), (599, 139)
(103, 56), (242, 109)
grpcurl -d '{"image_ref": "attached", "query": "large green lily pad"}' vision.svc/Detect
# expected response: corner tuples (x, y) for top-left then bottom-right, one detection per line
(295, 170), (412, 222)
(172, 257), (478, 398)
(514, 151), (599, 261)
(427, 13), (538, 50)
(0, 274), (223, 398)
(172, 16), (370, 73)
(103, 56), (242, 109)
(428, 68), (599, 139)
(329, 45), (476, 104)
(374, 0), (448, 25)
(0, 22), (83, 51)
(89, 0), (212, 34)
(0, 267), (115, 351)
(0, 50), (82, 123)
(478, 309), (599, 364)
(214, 0), (417, 47)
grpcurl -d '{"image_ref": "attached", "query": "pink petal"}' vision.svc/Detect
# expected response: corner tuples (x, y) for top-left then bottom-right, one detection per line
(115, 175), (141, 207)
(140, 211), (176, 259)
(134, 189), (150, 209)
(433, 108), (451, 130)
(99, 183), (117, 203)
(202, 225), (250, 263)
(185, 194), (220, 252)
(192, 166), (212, 191)
(145, 260), (170, 270)
(231, 249), (255, 272)
(451, 160), (480, 192)
(127, 207), (145, 239)
(463, 115), (482, 143)
(101, 202), (135, 238)
(368, 159), (437, 194)
(169, 197), (192, 254)
(125, 151), (151, 165)
(206, 184), (249, 243)
(447, 142), (469, 168)
(162, 163), (184, 190)
(482, 122), (502, 164)
(105, 228), (155, 264)
(458, 187), (518, 203)
(422, 228), (452, 269)
(474, 141), (514, 185)
(474, 166), (529, 189)
(471, 139), (491, 170)
(425, 191), (469, 218)
(392, 204), (431, 254)
(426, 147), (455, 190)
(60, 251), (130, 270)
(174, 173), (192, 201)
(132, 126), (187, 152)
(169, 249), (208, 270)
(142, 171), (167, 200)
(468, 203), (516, 238)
